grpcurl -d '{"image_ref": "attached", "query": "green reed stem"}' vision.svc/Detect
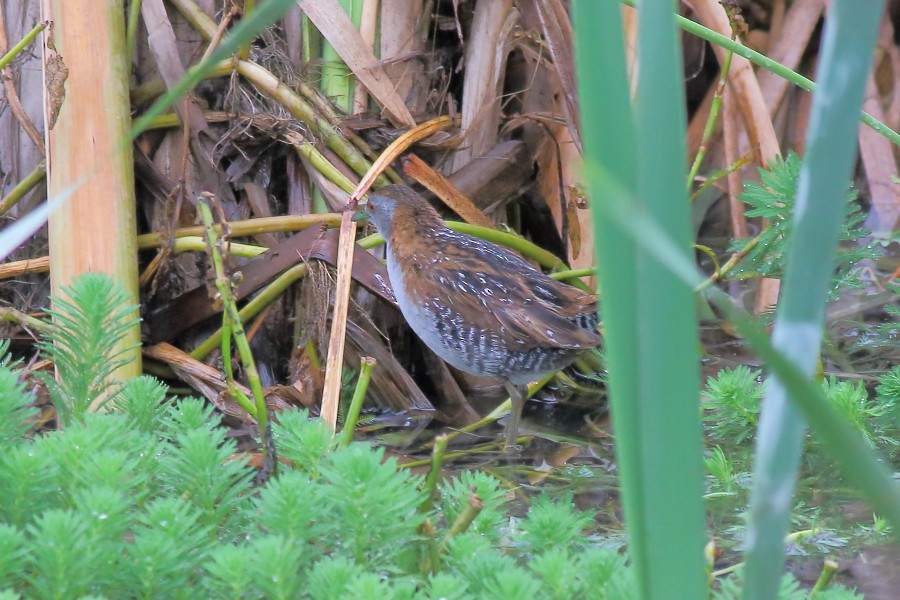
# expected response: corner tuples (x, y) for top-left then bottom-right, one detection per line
(198, 198), (269, 440)
(339, 357), (376, 447)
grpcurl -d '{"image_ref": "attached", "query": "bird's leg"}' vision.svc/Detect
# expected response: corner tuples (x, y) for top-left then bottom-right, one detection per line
(503, 382), (526, 451)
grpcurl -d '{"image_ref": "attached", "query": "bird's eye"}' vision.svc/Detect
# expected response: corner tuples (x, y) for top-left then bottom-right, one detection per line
(368, 202), (377, 212)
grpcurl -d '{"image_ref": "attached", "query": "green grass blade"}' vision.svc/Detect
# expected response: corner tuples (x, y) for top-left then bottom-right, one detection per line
(572, 0), (646, 593)
(575, 0), (707, 596)
(633, 1), (707, 597)
(742, 3), (888, 598)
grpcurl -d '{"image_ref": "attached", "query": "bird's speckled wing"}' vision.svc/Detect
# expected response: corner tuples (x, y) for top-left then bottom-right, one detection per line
(396, 231), (600, 350)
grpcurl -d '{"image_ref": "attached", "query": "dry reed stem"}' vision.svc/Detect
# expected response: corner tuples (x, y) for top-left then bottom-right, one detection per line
(450, 0), (517, 172)
(756, 0), (825, 113)
(319, 211), (357, 431)
(859, 24), (900, 236)
(353, 0), (380, 114)
(723, 87), (749, 239)
(533, 0), (582, 153)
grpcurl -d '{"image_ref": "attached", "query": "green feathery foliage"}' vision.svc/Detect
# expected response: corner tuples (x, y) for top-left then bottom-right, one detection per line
(37, 273), (140, 424)
(702, 365), (764, 444)
(0, 343), (36, 445)
(816, 377), (899, 453)
(728, 152), (875, 294)
(0, 273), (875, 598)
(875, 365), (900, 408)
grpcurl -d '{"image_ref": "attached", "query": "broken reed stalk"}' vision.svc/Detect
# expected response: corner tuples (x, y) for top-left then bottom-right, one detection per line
(338, 356), (376, 447)
(124, 0), (141, 69)
(319, 211), (358, 431)
(420, 434), (449, 512)
(687, 45), (734, 191)
(442, 493), (484, 544)
(197, 198), (269, 441)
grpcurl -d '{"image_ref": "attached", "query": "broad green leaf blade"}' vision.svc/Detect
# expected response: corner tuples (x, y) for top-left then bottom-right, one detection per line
(575, 0), (706, 596)
(743, 3), (888, 599)
(633, 0), (707, 597)
(572, 0), (646, 593)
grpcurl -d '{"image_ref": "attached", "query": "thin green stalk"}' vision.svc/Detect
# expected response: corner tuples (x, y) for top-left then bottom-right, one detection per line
(420, 434), (449, 512)
(136, 213), (341, 249)
(219, 311), (258, 418)
(302, 13), (315, 64)
(398, 449), (481, 470)
(694, 231), (762, 291)
(0, 306), (51, 333)
(191, 262), (309, 360)
(618, 0), (900, 147)
(0, 161), (46, 218)
(0, 20), (47, 70)
(689, 153), (752, 203)
(125, 0), (142, 70)
(743, 3), (887, 595)
(197, 199), (269, 441)
(171, 236), (267, 258)
(687, 46), (733, 192)
(550, 267), (596, 282)
(339, 356), (376, 447)
(808, 560), (839, 598)
(442, 494), (483, 544)
(239, 0), (255, 59)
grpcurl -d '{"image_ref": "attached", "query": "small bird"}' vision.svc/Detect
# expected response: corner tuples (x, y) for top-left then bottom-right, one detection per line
(361, 185), (600, 449)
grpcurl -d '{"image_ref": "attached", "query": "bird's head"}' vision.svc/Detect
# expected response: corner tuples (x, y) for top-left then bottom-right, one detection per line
(358, 185), (444, 240)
